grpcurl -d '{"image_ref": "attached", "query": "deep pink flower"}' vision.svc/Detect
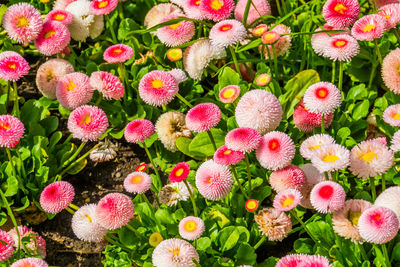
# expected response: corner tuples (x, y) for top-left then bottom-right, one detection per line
(0, 115), (25, 148)
(40, 181), (75, 214)
(124, 119), (155, 144)
(0, 230), (14, 262)
(90, 71), (124, 100)
(34, 21), (71, 56)
(90, 0), (118, 15)
(213, 145), (244, 165)
(45, 10), (73, 25)
(276, 254), (307, 267)
(124, 171), (152, 194)
(103, 44), (134, 63)
(322, 0), (360, 27)
(0, 52), (30, 82)
(56, 72), (93, 110)
(199, 0), (235, 22)
(293, 100), (333, 132)
(156, 14), (195, 47)
(301, 255), (332, 267)
(169, 162), (190, 183)
(225, 127), (262, 153)
(351, 14), (387, 41)
(185, 103), (221, 132)
(96, 193), (135, 230)
(310, 181), (346, 213)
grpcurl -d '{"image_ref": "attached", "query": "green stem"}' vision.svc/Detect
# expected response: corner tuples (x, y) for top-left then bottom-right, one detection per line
(60, 143), (100, 176)
(253, 235), (266, 249)
(104, 234), (132, 251)
(290, 210), (319, 245)
(15, 149), (26, 179)
(183, 180), (198, 217)
(65, 206), (75, 214)
(6, 148), (17, 179)
(95, 95), (103, 106)
(142, 142), (161, 192)
(231, 166), (249, 199)
(338, 61), (343, 91)
(373, 39), (382, 65)
(324, 172), (329, 181)
(6, 82), (10, 113)
(197, 22), (203, 38)
(176, 93), (193, 108)
(0, 189), (21, 254)
(393, 28), (400, 43)
(331, 61), (336, 84)
(370, 176), (376, 202)
(12, 82), (19, 118)
(142, 193), (152, 206)
(358, 244), (369, 262)
(229, 46), (242, 79)
(368, 62), (377, 89)
(118, 2), (124, 20)
(126, 223), (146, 240)
(57, 142), (86, 173)
(69, 203), (80, 211)
(106, 14), (117, 43)
(206, 131), (217, 152)
(275, 0), (283, 16)
(321, 114), (325, 133)
(381, 243), (391, 267)
(381, 175), (386, 191)
(242, 0), (253, 26)
(272, 46), (279, 81)
(244, 154), (252, 192)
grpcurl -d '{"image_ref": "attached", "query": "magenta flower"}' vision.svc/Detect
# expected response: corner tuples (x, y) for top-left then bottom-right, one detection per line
(322, 0), (360, 27)
(0, 230), (14, 262)
(0, 51), (30, 82)
(225, 127), (262, 153)
(169, 162), (190, 183)
(310, 181), (346, 213)
(90, 71), (125, 100)
(293, 100), (333, 132)
(35, 21), (71, 56)
(124, 119), (155, 144)
(199, 0), (235, 22)
(0, 115), (25, 148)
(269, 164), (306, 192)
(103, 44), (134, 63)
(40, 181), (75, 214)
(96, 193), (135, 230)
(45, 10), (74, 25)
(185, 103), (221, 132)
(90, 0), (118, 15)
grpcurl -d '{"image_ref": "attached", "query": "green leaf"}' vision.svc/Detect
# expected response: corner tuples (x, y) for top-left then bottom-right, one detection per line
(189, 128), (225, 157)
(197, 237), (212, 251)
(236, 39), (262, 53)
(352, 100), (370, 120)
(258, 257), (279, 267)
(135, 202), (156, 227)
(218, 67), (241, 88)
(391, 242), (400, 261)
(4, 176), (18, 197)
(306, 221), (335, 249)
(294, 238), (314, 254)
(67, 159), (87, 175)
(39, 116), (59, 135)
(118, 18), (140, 40)
(86, 61), (99, 75)
(346, 84), (367, 102)
(234, 243), (257, 265)
(155, 208), (175, 225)
(217, 226), (250, 252)
(176, 137), (202, 159)
(336, 127), (351, 145)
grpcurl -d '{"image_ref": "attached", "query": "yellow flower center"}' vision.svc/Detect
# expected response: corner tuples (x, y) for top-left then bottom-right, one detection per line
(360, 151), (377, 163)
(53, 14), (66, 21)
(246, 200), (257, 210)
(334, 40), (346, 47)
(46, 70), (55, 82)
(168, 22), (182, 30)
(169, 248), (180, 256)
(67, 81), (76, 91)
(363, 24), (375, 32)
(316, 88), (327, 98)
(282, 197), (294, 207)
(175, 168), (184, 177)
(111, 48), (123, 56)
(82, 213), (93, 223)
(222, 88), (235, 99)
(385, 14), (391, 20)
(16, 16), (29, 28)
(151, 79), (164, 89)
(322, 154), (340, 162)
(223, 149), (232, 155)
(0, 121), (10, 131)
(130, 175), (143, 184)
(149, 232), (163, 247)
(79, 114), (91, 125)
(44, 30), (56, 39)
(195, 0), (200, 5)
(184, 221), (197, 232)
(254, 28), (265, 35)
(220, 25), (232, 32)
(310, 144), (322, 150)
(348, 211), (361, 226)
(7, 63), (16, 70)
(97, 0), (109, 8)
(264, 33), (275, 40)
(207, 176), (214, 184)
(397, 63), (400, 76)
(392, 113), (400, 120)
(210, 0), (223, 10)
(167, 48), (182, 61)
(334, 3), (347, 14)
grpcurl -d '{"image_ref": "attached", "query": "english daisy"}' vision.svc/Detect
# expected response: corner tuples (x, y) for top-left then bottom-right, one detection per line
(11, 258), (48, 267)
(254, 208), (292, 241)
(299, 164), (325, 209)
(323, 34), (360, 62)
(293, 99), (333, 132)
(391, 130), (400, 152)
(40, 181), (75, 214)
(89, 0), (118, 15)
(156, 14), (195, 47)
(300, 134), (336, 160)
(45, 9), (73, 25)
(178, 216), (205, 240)
(72, 204), (108, 242)
(185, 103), (221, 132)
(199, 0), (235, 22)
(234, 0), (271, 25)
(0, 230), (14, 262)
(382, 48), (400, 94)
(56, 72), (93, 110)
(124, 172), (152, 194)
(96, 193), (134, 230)
(273, 188), (302, 211)
(311, 143), (350, 173)
(375, 186), (400, 222)
(219, 85), (240, 103)
(124, 119), (155, 144)
(377, 3), (400, 29)
(0, 115), (25, 148)
(225, 127), (262, 153)
(103, 44), (134, 63)
(269, 164), (306, 192)
(255, 73), (271, 86)
(310, 181), (346, 213)
(383, 104), (400, 126)
(351, 14), (387, 41)
(152, 238), (199, 267)
(159, 182), (191, 206)
(209, 19), (247, 48)
(213, 145), (244, 165)
(322, 0), (360, 27)
(90, 71), (124, 100)
(303, 82), (342, 115)
(169, 162), (190, 183)
(0, 51), (30, 82)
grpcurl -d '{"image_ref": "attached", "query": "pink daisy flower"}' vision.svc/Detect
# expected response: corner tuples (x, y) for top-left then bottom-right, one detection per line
(260, 24), (292, 59)
(124, 119), (155, 144)
(124, 171), (152, 194)
(269, 164), (306, 192)
(103, 44), (134, 63)
(261, 31), (280, 44)
(11, 258), (48, 267)
(0, 230), (14, 262)
(169, 162), (190, 183)
(185, 103), (221, 132)
(322, 0), (360, 27)
(35, 21), (71, 56)
(8, 226), (46, 258)
(209, 19), (247, 48)
(67, 105), (109, 142)
(349, 139), (394, 179)
(300, 134), (336, 160)
(245, 199), (259, 212)
(182, 0), (204, 20)
(391, 130), (400, 152)
(375, 186), (400, 222)
(323, 34), (360, 62)
(254, 208), (292, 241)
(0, 115), (25, 148)
(56, 72), (93, 110)
(213, 145), (244, 165)
(255, 73), (271, 86)
(303, 82), (342, 115)
(178, 216), (205, 240)
(40, 181), (75, 214)
(90, 71), (124, 100)
(90, 0), (118, 15)
(311, 144), (350, 173)
(219, 85), (240, 103)
(144, 3), (182, 29)
(168, 68), (187, 84)
(0, 52), (30, 82)
(383, 104), (400, 126)
(2, 3), (43, 45)
(293, 100), (333, 132)
(235, 0), (271, 25)
(351, 14), (387, 41)
(377, 4), (400, 29)
(199, 0), (235, 22)
(276, 254), (306, 267)
(382, 48), (400, 94)
(152, 238), (199, 267)
(225, 127), (262, 153)
(53, 0), (78, 10)
(252, 24), (268, 37)
(45, 9), (74, 25)
(235, 89), (282, 134)
(303, 255), (332, 267)
(358, 206), (399, 244)
(36, 58), (74, 99)
(156, 14), (195, 47)
(299, 164), (325, 209)
(310, 181), (346, 213)
(273, 188), (302, 211)
(96, 193), (134, 230)
(72, 204), (108, 242)
(138, 70), (179, 107)
(195, 160), (233, 201)
(256, 131), (295, 170)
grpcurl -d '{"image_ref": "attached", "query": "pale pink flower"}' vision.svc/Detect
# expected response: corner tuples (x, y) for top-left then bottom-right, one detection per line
(152, 238), (199, 267)
(35, 21), (71, 56)
(235, 0), (271, 25)
(209, 19), (247, 48)
(179, 216), (205, 240)
(56, 72), (93, 110)
(90, 71), (124, 100)
(273, 189), (302, 211)
(156, 14), (195, 47)
(269, 164), (306, 192)
(382, 48), (400, 94)
(72, 204), (108, 242)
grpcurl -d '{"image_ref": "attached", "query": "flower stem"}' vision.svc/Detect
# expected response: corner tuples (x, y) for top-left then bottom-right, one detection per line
(229, 46), (242, 79)
(331, 61), (336, 84)
(0, 188), (21, 254)
(183, 180), (198, 216)
(272, 46), (279, 81)
(6, 82), (10, 113)
(6, 148), (17, 179)
(321, 114), (325, 133)
(60, 143), (100, 176)
(65, 206), (75, 214)
(381, 243), (391, 267)
(242, 0), (252, 26)
(106, 14), (117, 43)
(142, 193), (152, 207)
(176, 93), (193, 108)
(206, 130), (217, 152)
(324, 172), (329, 181)
(95, 95), (103, 106)
(126, 223), (146, 240)
(338, 61), (343, 91)
(69, 203), (80, 210)
(370, 176), (376, 202)
(358, 244), (368, 262)
(231, 166), (249, 199)
(290, 210), (319, 245)
(381, 175), (386, 191)
(393, 28), (400, 43)
(275, 0), (283, 16)
(253, 235), (266, 249)
(373, 39), (382, 65)
(12, 81), (19, 118)
(57, 142), (86, 173)
(244, 154), (252, 192)
(142, 142), (161, 192)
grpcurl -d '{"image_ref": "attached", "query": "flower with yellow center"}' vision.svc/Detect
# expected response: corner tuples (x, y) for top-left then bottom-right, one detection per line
(149, 232), (163, 247)
(334, 3), (347, 14)
(67, 81), (76, 91)
(362, 24), (375, 32)
(312, 143), (350, 173)
(245, 199), (259, 212)
(16, 16), (29, 28)
(79, 114), (91, 126)
(44, 30), (56, 39)
(166, 48), (183, 61)
(210, 0), (223, 10)
(151, 79), (164, 89)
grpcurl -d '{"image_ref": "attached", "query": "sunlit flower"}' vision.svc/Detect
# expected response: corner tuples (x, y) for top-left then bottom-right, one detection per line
(40, 181), (75, 213)
(156, 14), (195, 47)
(0, 230), (14, 262)
(261, 24), (292, 59)
(168, 68), (187, 84)
(300, 134), (336, 160)
(252, 24), (268, 37)
(35, 21), (71, 56)
(45, 9), (73, 25)
(358, 206), (399, 244)
(53, 0), (77, 10)
(235, 89), (282, 134)
(170, 162), (190, 183)
(159, 181), (191, 206)
(2, 3), (43, 45)
(139, 70), (179, 107)
(351, 14), (387, 41)
(322, 0), (360, 27)
(186, 103), (221, 132)
(375, 0), (398, 8)
(255, 73), (271, 86)
(124, 119), (155, 144)
(90, 0), (118, 15)
(299, 164), (325, 209)
(245, 199), (259, 212)
(273, 188), (302, 211)
(377, 3), (400, 29)
(332, 199), (372, 243)
(195, 160), (233, 201)
(276, 254), (305, 267)
(149, 232), (163, 247)
(261, 31), (280, 44)
(310, 181), (346, 213)
(179, 216), (205, 240)
(213, 145), (244, 165)
(383, 104), (400, 126)
(103, 44), (134, 63)
(269, 164), (306, 192)
(72, 204), (108, 242)
(152, 238), (199, 267)
(96, 193), (134, 230)
(136, 163), (147, 172)
(182, 0), (204, 20)
(303, 82), (342, 115)
(10, 258), (48, 267)
(124, 171), (152, 194)
(8, 226), (46, 258)
(90, 71), (124, 100)
(256, 131), (295, 170)
(167, 48), (183, 62)
(0, 115), (25, 148)
(254, 208), (292, 241)
(293, 99), (334, 132)
(323, 34), (360, 62)
(209, 19), (247, 48)
(375, 186), (400, 223)
(56, 72), (93, 110)
(235, 0), (271, 25)
(219, 85), (240, 103)
(311, 144), (350, 173)
(0, 51), (30, 82)
(382, 48), (400, 94)
(391, 130), (400, 152)
(225, 127), (262, 153)
(144, 3), (181, 29)
(199, 0), (235, 22)
(305, 255), (332, 267)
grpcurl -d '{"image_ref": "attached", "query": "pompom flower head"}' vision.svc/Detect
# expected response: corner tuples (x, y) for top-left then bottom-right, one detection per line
(254, 208), (292, 241)
(170, 162), (190, 183)
(311, 143), (350, 173)
(139, 70), (179, 107)
(310, 181), (346, 213)
(181, 0), (204, 20)
(377, 4), (400, 30)
(383, 104), (400, 126)
(124, 172), (152, 194)
(219, 85), (240, 103)
(152, 238), (199, 267)
(299, 164), (325, 209)
(0, 230), (14, 262)
(90, 0), (118, 15)
(300, 134), (336, 160)
(235, 90), (282, 134)
(90, 71), (124, 100)
(235, 0), (271, 25)
(186, 103), (221, 132)
(276, 254), (305, 267)
(156, 14), (195, 47)
(293, 99), (333, 132)
(324, 34), (360, 62)
(209, 19), (247, 48)
(199, 0), (235, 22)
(351, 14), (387, 41)
(0, 51), (30, 82)
(375, 186), (400, 222)
(96, 193), (134, 230)
(303, 82), (342, 115)
(179, 216), (205, 240)
(40, 181), (75, 213)
(256, 131), (295, 170)
(225, 127), (262, 153)
(260, 24), (292, 59)
(8, 226), (46, 258)
(382, 48), (400, 94)
(261, 31), (280, 44)
(213, 145), (244, 165)
(358, 206), (399, 244)
(72, 204), (108, 242)
(35, 21), (71, 56)
(2, 3), (43, 45)
(11, 258), (48, 267)
(304, 255), (332, 267)
(67, 105), (109, 142)
(45, 9), (74, 25)
(273, 189), (302, 211)
(168, 68), (187, 84)
(195, 160), (233, 201)
(269, 164), (306, 192)
(56, 72), (93, 110)
(124, 119), (155, 144)
(0, 115), (25, 148)
(103, 44), (134, 63)
(322, 0), (360, 27)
